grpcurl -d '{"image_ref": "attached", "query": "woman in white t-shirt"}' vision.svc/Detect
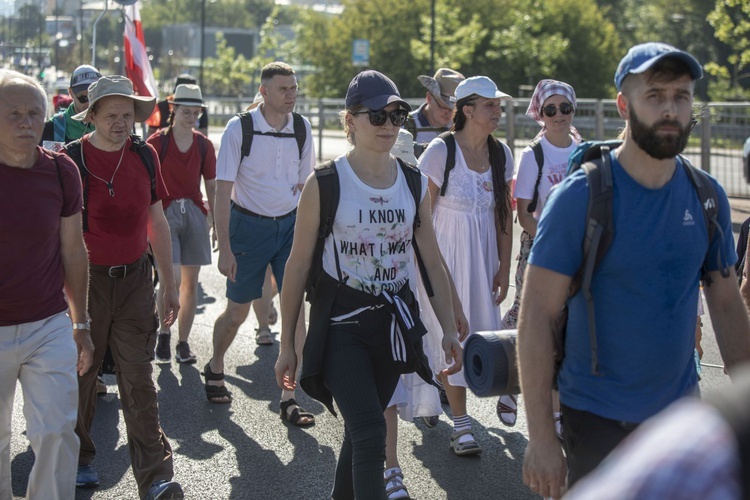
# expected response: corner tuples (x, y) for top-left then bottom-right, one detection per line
(497, 79), (582, 428)
(274, 70), (462, 500)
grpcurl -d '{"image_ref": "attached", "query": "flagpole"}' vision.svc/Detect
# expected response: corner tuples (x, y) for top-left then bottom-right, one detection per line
(91, 0), (109, 65)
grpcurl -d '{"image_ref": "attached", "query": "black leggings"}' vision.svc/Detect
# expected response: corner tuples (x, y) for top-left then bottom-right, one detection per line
(324, 304), (401, 500)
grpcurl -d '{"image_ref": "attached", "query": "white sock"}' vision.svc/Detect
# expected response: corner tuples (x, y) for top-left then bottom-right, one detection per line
(384, 467), (408, 499)
(453, 414), (474, 444)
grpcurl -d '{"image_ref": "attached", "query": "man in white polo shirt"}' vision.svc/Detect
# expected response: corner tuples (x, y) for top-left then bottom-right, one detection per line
(203, 62), (316, 425)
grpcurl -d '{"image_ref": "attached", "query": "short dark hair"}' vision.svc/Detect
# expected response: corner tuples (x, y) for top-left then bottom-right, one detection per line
(261, 62), (295, 82)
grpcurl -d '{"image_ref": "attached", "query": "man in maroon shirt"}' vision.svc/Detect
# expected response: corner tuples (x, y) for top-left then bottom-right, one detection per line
(0, 69), (94, 499)
(64, 75), (183, 500)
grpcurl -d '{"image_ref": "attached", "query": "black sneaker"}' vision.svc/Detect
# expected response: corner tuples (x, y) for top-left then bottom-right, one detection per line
(145, 479), (184, 500)
(155, 333), (171, 362)
(175, 341), (197, 364)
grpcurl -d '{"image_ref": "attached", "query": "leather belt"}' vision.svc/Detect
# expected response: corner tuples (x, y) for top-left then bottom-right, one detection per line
(231, 202), (297, 221)
(90, 258), (143, 279)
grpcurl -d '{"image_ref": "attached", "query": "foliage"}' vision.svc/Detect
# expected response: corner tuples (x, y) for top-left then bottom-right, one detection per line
(202, 34), (253, 96)
(294, 0), (620, 99)
(706, 0), (750, 99)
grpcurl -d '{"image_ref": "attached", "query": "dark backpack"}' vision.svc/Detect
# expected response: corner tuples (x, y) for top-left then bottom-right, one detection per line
(305, 158), (433, 301)
(403, 114), (447, 159)
(526, 138), (546, 213)
(64, 135), (158, 231)
(157, 129), (208, 176)
(237, 111), (306, 166)
(438, 131), (507, 197)
(557, 141), (727, 376)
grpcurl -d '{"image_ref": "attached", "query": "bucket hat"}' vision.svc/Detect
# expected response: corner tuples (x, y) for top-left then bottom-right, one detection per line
(417, 68), (465, 109)
(72, 75), (156, 123)
(168, 84), (203, 106)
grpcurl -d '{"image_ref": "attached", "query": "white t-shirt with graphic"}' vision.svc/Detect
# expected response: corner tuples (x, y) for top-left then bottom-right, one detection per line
(513, 135), (579, 220)
(321, 156), (428, 295)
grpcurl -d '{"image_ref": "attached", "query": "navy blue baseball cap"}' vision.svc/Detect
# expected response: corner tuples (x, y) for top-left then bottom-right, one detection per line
(345, 70), (411, 111)
(615, 42), (703, 91)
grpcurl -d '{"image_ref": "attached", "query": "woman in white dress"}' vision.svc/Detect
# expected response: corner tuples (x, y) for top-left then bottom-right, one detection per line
(497, 79), (581, 430)
(417, 76), (515, 455)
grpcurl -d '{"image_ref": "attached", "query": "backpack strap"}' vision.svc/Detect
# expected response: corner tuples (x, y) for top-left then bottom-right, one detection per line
(527, 138), (545, 213)
(238, 111), (254, 163)
(306, 160), (339, 300)
(238, 110), (307, 166)
(439, 131), (455, 196)
(292, 112), (306, 160)
(130, 135), (158, 203)
(680, 155), (729, 284)
(396, 157), (434, 297)
(575, 145), (614, 376)
(196, 133), (208, 176)
(52, 112), (66, 143)
(63, 139), (89, 231)
(158, 129), (170, 164)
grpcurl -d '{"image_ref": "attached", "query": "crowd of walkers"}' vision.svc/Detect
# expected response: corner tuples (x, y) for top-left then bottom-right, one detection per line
(2, 41), (750, 500)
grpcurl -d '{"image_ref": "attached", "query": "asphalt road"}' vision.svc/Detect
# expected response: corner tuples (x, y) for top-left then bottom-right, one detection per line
(7, 130), (738, 499)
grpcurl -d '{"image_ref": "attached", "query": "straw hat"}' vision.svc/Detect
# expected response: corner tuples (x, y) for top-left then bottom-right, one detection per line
(417, 68), (465, 109)
(72, 75), (156, 123)
(168, 84), (203, 106)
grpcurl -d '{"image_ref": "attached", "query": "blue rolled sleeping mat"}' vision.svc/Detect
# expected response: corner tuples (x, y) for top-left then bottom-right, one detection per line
(464, 330), (520, 397)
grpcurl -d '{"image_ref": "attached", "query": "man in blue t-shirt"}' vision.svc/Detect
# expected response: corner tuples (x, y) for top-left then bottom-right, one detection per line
(517, 42), (750, 499)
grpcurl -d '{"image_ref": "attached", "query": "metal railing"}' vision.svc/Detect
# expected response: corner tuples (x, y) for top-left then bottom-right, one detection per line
(205, 97), (750, 197)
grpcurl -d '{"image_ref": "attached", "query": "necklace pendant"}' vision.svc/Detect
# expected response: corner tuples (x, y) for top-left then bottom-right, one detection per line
(107, 183), (115, 197)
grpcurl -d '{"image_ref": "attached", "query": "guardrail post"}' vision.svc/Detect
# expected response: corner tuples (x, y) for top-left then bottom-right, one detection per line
(318, 98), (324, 162)
(700, 105), (711, 174)
(505, 100), (515, 152)
(595, 100), (605, 140)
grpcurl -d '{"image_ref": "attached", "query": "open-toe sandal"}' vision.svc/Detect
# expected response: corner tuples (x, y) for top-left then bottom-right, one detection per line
(496, 394), (518, 427)
(450, 429), (482, 456)
(202, 360), (232, 404)
(255, 327), (274, 345)
(384, 467), (412, 499)
(280, 398), (315, 426)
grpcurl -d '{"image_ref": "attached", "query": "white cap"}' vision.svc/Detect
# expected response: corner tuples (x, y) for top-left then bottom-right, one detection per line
(391, 129), (417, 164)
(455, 76), (511, 101)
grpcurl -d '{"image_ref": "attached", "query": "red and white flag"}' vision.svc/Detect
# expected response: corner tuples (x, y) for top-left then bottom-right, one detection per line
(123, 2), (157, 98)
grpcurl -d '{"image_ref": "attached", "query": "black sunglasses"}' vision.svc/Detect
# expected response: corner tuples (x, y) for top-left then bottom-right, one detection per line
(542, 102), (574, 118)
(76, 94), (89, 103)
(353, 108), (409, 127)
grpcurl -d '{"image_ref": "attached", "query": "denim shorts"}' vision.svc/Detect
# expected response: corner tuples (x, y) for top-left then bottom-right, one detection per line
(226, 207), (295, 304)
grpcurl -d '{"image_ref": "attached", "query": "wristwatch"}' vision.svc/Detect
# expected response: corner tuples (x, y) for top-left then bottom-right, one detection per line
(73, 320), (91, 331)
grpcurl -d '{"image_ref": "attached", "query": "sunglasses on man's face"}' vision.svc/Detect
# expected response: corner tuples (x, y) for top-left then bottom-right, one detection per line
(76, 93), (89, 103)
(354, 108), (409, 127)
(542, 102), (574, 118)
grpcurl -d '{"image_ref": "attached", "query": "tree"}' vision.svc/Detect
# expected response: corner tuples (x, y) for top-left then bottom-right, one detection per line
(293, 0), (620, 98)
(706, 0), (750, 99)
(202, 34), (254, 96)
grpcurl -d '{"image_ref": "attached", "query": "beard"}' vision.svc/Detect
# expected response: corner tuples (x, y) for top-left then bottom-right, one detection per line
(628, 104), (690, 160)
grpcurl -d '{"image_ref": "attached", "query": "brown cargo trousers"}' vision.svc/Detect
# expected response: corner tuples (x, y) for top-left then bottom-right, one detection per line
(76, 254), (174, 499)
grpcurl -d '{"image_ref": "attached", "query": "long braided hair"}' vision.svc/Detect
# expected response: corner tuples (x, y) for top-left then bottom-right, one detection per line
(451, 95), (512, 234)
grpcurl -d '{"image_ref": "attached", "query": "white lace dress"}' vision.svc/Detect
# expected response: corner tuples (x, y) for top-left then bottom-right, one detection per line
(417, 136), (514, 387)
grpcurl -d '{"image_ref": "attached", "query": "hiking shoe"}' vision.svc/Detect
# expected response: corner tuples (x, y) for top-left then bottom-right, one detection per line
(155, 333), (171, 362)
(145, 479), (184, 500)
(175, 341), (197, 364)
(76, 464), (99, 488)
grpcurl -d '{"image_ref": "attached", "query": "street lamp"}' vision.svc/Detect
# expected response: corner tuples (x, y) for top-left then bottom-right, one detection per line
(200, 0), (205, 88)
(429, 0), (435, 74)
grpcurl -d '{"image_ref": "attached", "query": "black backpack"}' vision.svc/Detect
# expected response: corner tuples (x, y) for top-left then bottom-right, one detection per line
(403, 114), (448, 159)
(557, 141), (728, 376)
(438, 131), (507, 197)
(237, 111), (306, 165)
(157, 129), (208, 176)
(305, 157), (433, 301)
(64, 135), (158, 232)
(526, 138), (546, 213)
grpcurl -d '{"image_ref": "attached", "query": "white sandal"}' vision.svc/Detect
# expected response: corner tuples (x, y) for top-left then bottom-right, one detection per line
(449, 429), (482, 456)
(384, 467), (411, 499)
